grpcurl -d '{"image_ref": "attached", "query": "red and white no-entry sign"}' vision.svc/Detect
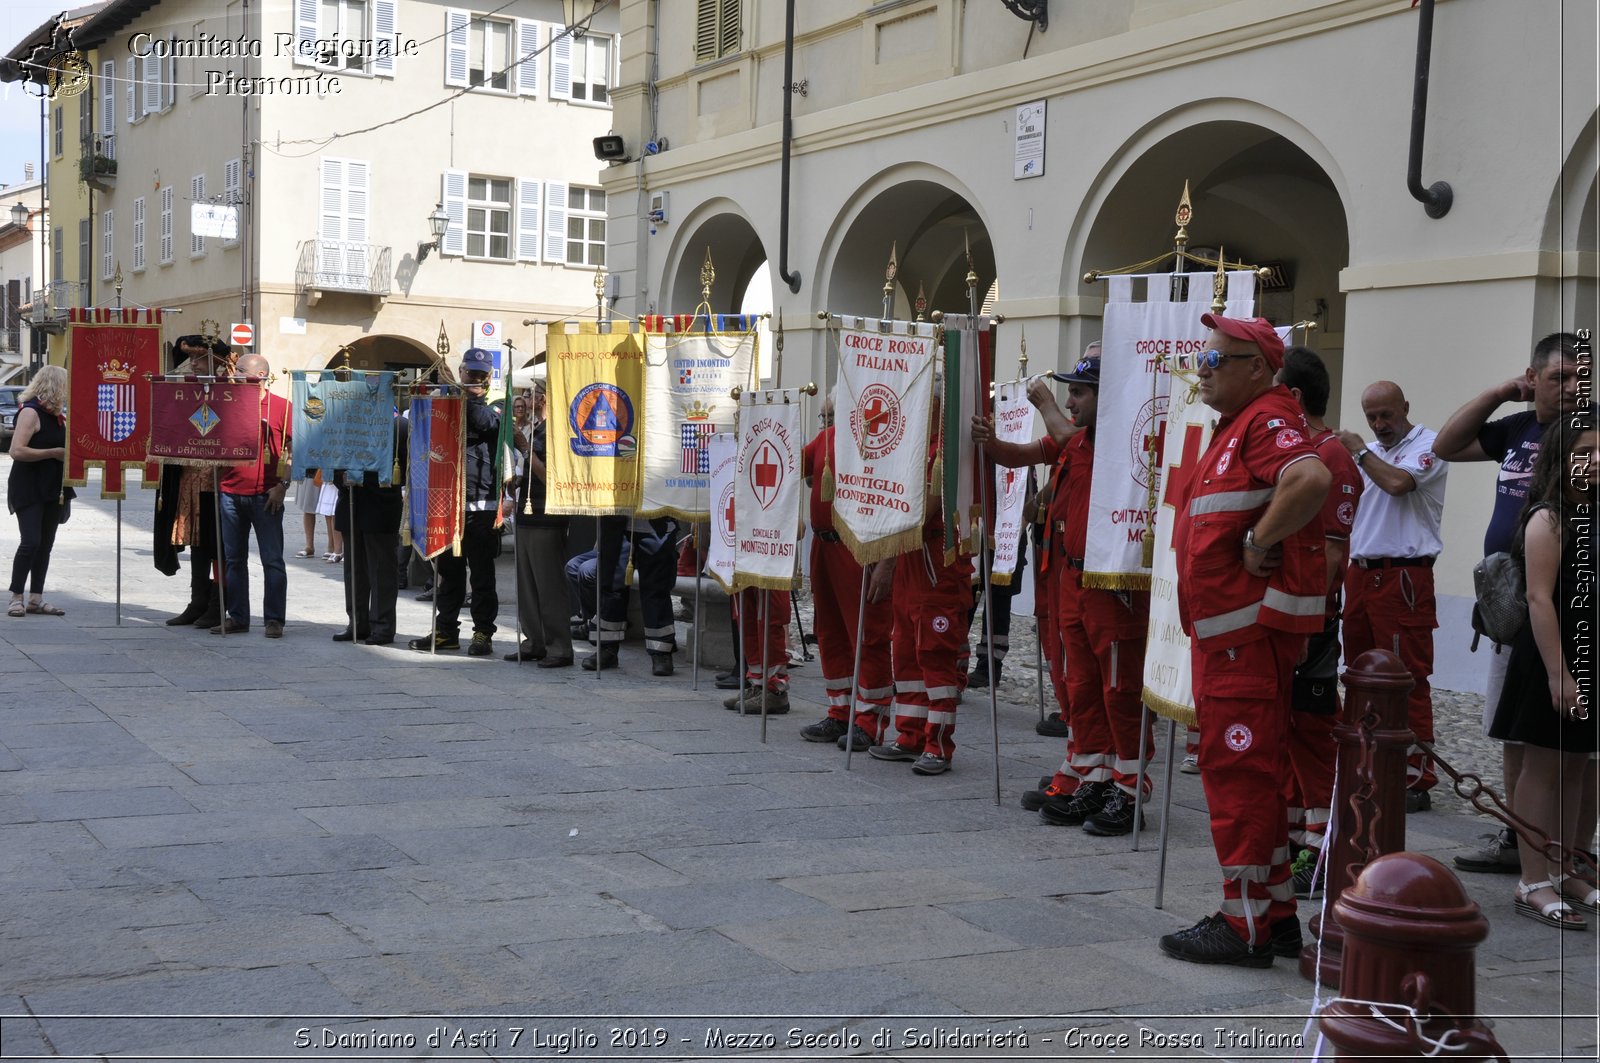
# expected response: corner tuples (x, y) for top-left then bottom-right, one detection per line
(230, 322), (254, 347)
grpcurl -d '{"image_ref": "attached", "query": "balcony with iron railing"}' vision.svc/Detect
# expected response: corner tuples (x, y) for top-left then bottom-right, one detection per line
(295, 239), (392, 308)
(22, 280), (87, 334)
(80, 133), (116, 190)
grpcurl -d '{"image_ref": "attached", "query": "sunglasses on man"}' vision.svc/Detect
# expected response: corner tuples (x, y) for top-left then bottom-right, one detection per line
(1194, 349), (1260, 370)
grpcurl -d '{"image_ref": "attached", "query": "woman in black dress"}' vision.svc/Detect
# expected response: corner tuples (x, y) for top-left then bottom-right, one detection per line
(1489, 409), (1598, 929)
(7, 365), (70, 617)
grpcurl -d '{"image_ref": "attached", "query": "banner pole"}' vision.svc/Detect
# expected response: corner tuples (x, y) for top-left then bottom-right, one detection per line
(212, 464), (226, 639)
(1154, 718), (1179, 909)
(843, 576), (868, 772)
(736, 589), (746, 714)
(595, 528), (602, 681)
(346, 483), (357, 641)
(511, 502), (523, 667)
(1132, 703), (1152, 851)
(430, 558), (438, 655)
(691, 526), (702, 691)
(758, 589), (769, 743)
(980, 515), (1000, 806)
(115, 500), (122, 625)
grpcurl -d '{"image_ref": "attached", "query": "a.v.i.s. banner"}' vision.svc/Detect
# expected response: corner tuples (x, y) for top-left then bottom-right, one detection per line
(406, 393), (466, 560)
(705, 432), (738, 591)
(65, 307), (164, 497)
(732, 390), (804, 592)
(939, 313), (994, 562)
(289, 370), (398, 484)
(831, 317), (937, 565)
(546, 323), (646, 515)
(146, 380), (262, 466)
(990, 377), (1038, 585)
(1085, 271), (1256, 591)
(640, 314), (759, 520)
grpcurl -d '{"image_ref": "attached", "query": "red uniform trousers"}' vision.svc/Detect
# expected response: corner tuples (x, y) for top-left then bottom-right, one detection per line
(810, 535), (893, 737)
(1036, 555), (1072, 723)
(887, 544), (975, 760)
(1192, 630), (1300, 945)
(734, 588), (789, 692)
(1342, 564), (1437, 791)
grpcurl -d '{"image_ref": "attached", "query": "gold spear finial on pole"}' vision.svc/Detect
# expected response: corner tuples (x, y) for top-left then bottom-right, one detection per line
(964, 228), (978, 293)
(883, 242), (898, 319)
(435, 319), (450, 358)
(914, 282), (928, 322)
(1211, 245), (1228, 315)
(1174, 179), (1193, 270)
(700, 247), (716, 306)
(1019, 325), (1028, 377)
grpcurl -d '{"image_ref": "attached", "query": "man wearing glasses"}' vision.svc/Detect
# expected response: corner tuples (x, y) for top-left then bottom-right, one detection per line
(1162, 314), (1331, 969)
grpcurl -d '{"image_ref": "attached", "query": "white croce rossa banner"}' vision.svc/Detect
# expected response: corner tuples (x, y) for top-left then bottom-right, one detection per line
(1085, 271), (1258, 592)
(640, 319), (759, 519)
(832, 317), (938, 564)
(990, 377), (1038, 585)
(705, 432), (738, 590)
(732, 391), (805, 591)
(1141, 297), (1293, 726)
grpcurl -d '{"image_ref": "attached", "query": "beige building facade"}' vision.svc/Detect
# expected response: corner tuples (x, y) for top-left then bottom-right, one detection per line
(601, 0), (1598, 691)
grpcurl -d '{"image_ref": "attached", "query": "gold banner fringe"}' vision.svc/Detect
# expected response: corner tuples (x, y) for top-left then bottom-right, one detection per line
(731, 572), (800, 593)
(1081, 570), (1153, 592)
(1142, 687), (1197, 728)
(990, 572), (1014, 587)
(836, 521), (923, 568)
(634, 504), (715, 522)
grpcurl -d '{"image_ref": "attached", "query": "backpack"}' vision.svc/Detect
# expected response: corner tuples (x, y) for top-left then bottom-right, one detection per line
(1470, 504), (1540, 650)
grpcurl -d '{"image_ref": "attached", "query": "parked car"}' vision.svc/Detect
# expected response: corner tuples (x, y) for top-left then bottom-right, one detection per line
(0, 386), (25, 451)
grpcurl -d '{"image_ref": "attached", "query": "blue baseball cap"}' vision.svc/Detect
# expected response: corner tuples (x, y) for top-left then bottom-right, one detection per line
(1050, 354), (1101, 386)
(461, 347), (495, 374)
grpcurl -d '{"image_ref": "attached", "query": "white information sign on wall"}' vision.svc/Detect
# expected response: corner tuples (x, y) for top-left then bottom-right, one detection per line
(191, 203), (238, 240)
(1014, 101), (1046, 180)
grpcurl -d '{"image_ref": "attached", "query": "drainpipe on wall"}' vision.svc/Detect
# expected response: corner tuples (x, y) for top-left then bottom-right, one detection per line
(776, 0), (801, 293)
(1406, 0), (1453, 219)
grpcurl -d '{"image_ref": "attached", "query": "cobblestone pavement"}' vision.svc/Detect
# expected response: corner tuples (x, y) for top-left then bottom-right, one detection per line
(0, 468), (1593, 1061)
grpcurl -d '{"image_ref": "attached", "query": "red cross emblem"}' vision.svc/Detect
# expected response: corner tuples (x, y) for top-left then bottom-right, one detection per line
(863, 396), (890, 439)
(1162, 422), (1206, 514)
(751, 438), (785, 509)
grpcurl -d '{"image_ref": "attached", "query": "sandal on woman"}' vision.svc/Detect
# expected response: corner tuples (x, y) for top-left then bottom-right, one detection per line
(25, 600), (64, 616)
(1554, 872), (1600, 915)
(294, 548), (316, 558)
(1515, 880), (1587, 929)
(324, 552), (343, 563)
(7, 598), (24, 617)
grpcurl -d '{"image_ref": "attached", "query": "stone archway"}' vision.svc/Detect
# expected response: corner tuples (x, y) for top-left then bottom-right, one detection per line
(327, 334), (437, 377)
(662, 202), (771, 317)
(1537, 109), (1598, 336)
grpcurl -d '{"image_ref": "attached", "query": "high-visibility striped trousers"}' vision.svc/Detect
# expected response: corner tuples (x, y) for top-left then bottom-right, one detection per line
(810, 537), (892, 736)
(886, 544), (974, 760)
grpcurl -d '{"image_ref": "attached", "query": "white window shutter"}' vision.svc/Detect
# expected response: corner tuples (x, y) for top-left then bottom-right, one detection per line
(515, 179), (541, 262)
(319, 158), (344, 245)
(99, 61), (114, 134)
(165, 46), (176, 109)
(141, 53), (159, 114)
(191, 174), (205, 255)
(125, 58), (135, 121)
(441, 170), (466, 256)
(345, 160), (370, 280)
(132, 197), (145, 271)
(372, 0), (397, 76)
(224, 158), (241, 204)
(294, 0), (320, 67)
(515, 20), (539, 96)
(102, 209), (114, 280)
(543, 180), (567, 263)
(445, 10), (470, 87)
(160, 186), (173, 263)
(550, 29), (572, 100)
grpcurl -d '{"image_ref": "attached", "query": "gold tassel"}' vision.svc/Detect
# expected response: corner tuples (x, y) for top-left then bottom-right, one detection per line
(391, 459), (401, 486)
(1141, 528), (1156, 569)
(820, 458), (835, 503)
(929, 456), (943, 501)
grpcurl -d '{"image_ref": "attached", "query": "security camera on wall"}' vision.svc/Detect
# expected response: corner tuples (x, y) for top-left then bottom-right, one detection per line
(593, 135), (628, 163)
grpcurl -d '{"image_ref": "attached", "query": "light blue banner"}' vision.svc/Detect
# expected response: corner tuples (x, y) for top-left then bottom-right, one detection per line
(289, 370), (398, 484)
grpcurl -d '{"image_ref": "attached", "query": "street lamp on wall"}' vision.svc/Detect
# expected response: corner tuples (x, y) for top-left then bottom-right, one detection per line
(417, 203), (449, 263)
(9, 201), (28, 229)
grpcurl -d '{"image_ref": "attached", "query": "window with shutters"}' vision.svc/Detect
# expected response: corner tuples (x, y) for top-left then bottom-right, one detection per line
(78, 219), (89, 288)
(99, 61), (115, 135)
(190, 174), (206, 256)
(566, 34), (612, 104)
(465, 176), (512, 260)
(565, 187), (605, 268)
(321, 0), (369, 71)
(140, 52), (166, 115)
(132, 197), (146, 272)
(159, 186), (174, 265)
(223, 159), (242, 247)
(292, 0), (396, 75)
(52, 229), (63, 285)
(102, 210), (115, 281)
(469, 17), (512, 90)
(695, 0), (740, 63)
(444, 12), (539, 95)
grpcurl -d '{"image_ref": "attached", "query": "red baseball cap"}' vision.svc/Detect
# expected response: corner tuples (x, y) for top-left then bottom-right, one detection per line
(1200, 313), (1285, 370)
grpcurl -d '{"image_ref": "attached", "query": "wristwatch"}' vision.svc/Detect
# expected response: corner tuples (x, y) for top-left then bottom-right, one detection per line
(1243, 528), (1270, 554)
(1354, 448), (1370, 464)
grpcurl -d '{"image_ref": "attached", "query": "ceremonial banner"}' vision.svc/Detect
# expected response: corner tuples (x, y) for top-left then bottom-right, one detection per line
(640, 314), (759, 520)
(831, 317), (937, 564)
(545, 323), (646, 515)
(705, 432), (738, 590)
(939, 314), (994, 560)
(732, 391), (804, 591)
(406, 394), (466, 560)
(990, 377), (1038, 585)
(1085, 271), (1256, 590)
(146, 380), (262, 466)
(289, 370), (398, 484)
(65, 307), (164, 497)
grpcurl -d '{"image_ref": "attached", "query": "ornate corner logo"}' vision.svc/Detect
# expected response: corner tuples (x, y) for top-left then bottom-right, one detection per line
(24, 16), (90, 98)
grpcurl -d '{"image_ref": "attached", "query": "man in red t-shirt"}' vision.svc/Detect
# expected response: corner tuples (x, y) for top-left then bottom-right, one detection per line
(216, 354), (293, 638)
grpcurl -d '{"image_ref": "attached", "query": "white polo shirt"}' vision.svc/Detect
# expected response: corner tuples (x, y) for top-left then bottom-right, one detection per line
(1347, 423), (1448, 561)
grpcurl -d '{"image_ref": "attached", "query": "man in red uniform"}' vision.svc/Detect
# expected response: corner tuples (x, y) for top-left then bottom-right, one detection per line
(1164, 315), (1330, 968)
(975, 354), (1152, 834)
(799, 399), (894, 749)
(724, 588), (791, 714)
(1277, 347), (1363, 898)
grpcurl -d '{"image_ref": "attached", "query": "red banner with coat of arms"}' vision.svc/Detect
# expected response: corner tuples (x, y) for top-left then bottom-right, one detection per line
(65, 307), (164, 498)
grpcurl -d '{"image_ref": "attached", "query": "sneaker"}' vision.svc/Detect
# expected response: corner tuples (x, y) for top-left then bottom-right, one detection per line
(800, 718), (849, 743)
(1454, 827), (1522, 874)
(911, 753), (951, 776)
(650, 652), (674, 677)
(1180, 753), (1200, 774)
(467, 632), (494, 657)
(1083, 787), (1144, 836)
(736, 689), (790, 715)
(408, 632), (460, 652)
(1405, 789), (1432, 813)
(1291, 848), (1324, 900)
(868, 742), (919, 762)
(581, 646), (619, 671)
(1269, 915), (1304, 958)
(1039, 780), (1112, 826)
(1159, 914), (1274, 968)
(1020, 775), (1057, 812)
(1036, 713), (1071, 738)
(836, 725), (877, 752)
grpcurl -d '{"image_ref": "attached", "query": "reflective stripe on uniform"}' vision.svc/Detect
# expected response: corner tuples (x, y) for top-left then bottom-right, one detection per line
(1192, 602), (1262, 640)
(1263, 587), (1325, 617)
(1188, 487), (1274, 516)
(927, 708), (956, 727)
(926, 684), (959, 702)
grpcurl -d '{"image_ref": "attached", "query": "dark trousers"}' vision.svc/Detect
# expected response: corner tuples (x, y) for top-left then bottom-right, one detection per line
(187, 492), (220, 610)
(434, 511), (499, 637)
(973, 547), (1026, 663)
(343, 529), (400, 638)
(513, 523), (574, 658)
(9, 501), (62, 595)
(596, 516), (678, 654)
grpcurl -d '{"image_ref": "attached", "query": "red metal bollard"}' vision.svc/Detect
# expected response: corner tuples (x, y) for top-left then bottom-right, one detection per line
(1317, 852), (1498, 1061)
(1301, 649), (1413, 986)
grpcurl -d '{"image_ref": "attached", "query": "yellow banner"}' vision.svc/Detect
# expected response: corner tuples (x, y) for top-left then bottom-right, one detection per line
(545, 323), (646, 515)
